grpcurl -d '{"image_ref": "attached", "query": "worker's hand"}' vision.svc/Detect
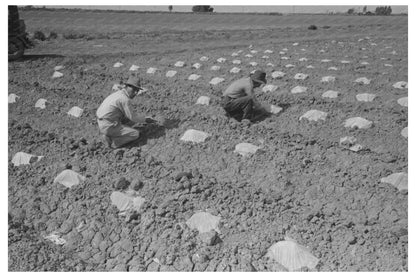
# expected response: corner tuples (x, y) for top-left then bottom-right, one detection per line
(145, 117), (157, 124)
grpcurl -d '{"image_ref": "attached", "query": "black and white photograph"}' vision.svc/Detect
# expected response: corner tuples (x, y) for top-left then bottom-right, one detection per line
(6, 1), (410, 272)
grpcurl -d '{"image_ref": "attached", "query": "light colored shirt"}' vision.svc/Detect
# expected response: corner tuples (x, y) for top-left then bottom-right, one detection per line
(223, 77), (254, 98)
(96, 89), (145, 124)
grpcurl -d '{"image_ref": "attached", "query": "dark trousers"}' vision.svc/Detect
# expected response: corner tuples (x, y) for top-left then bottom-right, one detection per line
(221, 96), (254, 121)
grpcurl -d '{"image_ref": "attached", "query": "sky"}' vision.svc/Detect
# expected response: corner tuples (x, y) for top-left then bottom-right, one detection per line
(40, 5), (408, 14)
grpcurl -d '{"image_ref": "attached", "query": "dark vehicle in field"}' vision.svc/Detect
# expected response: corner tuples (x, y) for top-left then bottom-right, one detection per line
(8, 6), (33, 61)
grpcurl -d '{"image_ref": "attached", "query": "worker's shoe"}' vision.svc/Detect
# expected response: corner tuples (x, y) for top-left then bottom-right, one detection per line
(102, 135), (113, 148)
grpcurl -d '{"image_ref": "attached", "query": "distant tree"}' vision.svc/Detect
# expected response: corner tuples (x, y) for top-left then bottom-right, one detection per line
(192, 5), (214, 12)
(347, 8), (355, 15)
(363, 6), (367, 13)
(168, 5), (173, 12)
(375, 6), (392, 15)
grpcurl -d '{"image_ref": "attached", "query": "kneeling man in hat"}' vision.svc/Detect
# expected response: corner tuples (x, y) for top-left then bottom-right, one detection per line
(96, 76), (149, 148)
(221, 70), (267, 122)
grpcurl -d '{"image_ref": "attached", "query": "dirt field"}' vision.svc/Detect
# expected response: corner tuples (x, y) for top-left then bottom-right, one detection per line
(8, 10), (408, 271)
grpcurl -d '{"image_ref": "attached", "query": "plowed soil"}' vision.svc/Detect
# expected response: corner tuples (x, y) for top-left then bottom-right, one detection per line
(8, 10), (408, 271)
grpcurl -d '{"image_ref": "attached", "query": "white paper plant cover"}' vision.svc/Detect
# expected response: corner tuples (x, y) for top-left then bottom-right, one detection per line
(12, 152), (42, 166)
(285, 64), (295, 68)
(234, 143), (260, 156)
(306, 65), (315, 69)
(267, 63), (275, 67)
(113, 62), (123, 68)
(281, 57), (289, 60)
(111, 191), (132, 214)
(232, 60), (241, 64)
(54, 65), (64, 71)
(112, 83), (123, 91)
(231, 52), (239, 56)
(381, 172), (408, 191)
(262, 85), (278, 93)
(249, 62), (258, 67)
(299, 110), (328, 122)
(291, 86), (307, 94)
(217, 57), (226, 63)
(266, 240), (319, 271)
(340, 136), (357, 146)
(209, 77), (224, 85)
(321, 76), (336, 83)
(200, 56), (209, 61)
(279, 51), (286, 55)
(188, 74), (201, 81)
(186, 212), (221, 234)
(282, 48), (288, 51)
(360, 61), (369, 65)
(210, 65), (221, 71)
(8, 94), (19, 103)
(35, 98), (47, 109)
(166, 70), (177, 78)
(328, 67), (338, 71)
(349, 144), (363, 152)
(180, 129), (210, 143)
(322, 90), (339, 98)
(245, 54), (253, 58)
(129, 65), (140, 71)
(174, 61), (185, 67)
(401, 127), (408, 138)
(52, 71), (64, 78)
(293, 42), (299, 46)
(341, 60), (351, 64)
(393, 81), (408, 89)
(270, 105), (283, 114)
(196, 96), (210, 105)
(344, 117), (373, 129)
(384, 64), (393, 67)
(294, 73), (308, 80)
(319, 49), (325, 53)
(147, 67), (157, 74)
(230, 67), (241, 74)
(321, 59), (331, 63)
(262, 55), (269, 59)
(67, 106), (84, 118)
(299, 58), (308, 62)
(110, 191), (146, 215)
(44, 232), (66, 245)
(264, 49), (273, 53)
(54, 169), (86, 188)
(272, 71), (285, 79)
(192, 63), (202, 69)
(264, 104), (283, 115)
(354, 77), (371, 85)
(356, 93), (377, 102)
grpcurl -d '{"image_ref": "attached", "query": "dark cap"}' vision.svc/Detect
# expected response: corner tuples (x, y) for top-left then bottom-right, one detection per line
(250, 70), (267, 85)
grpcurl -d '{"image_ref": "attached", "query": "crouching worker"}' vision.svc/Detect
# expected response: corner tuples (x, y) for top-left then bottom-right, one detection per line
(96, 76), (147, 148)
(221, 70), (267, 122)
